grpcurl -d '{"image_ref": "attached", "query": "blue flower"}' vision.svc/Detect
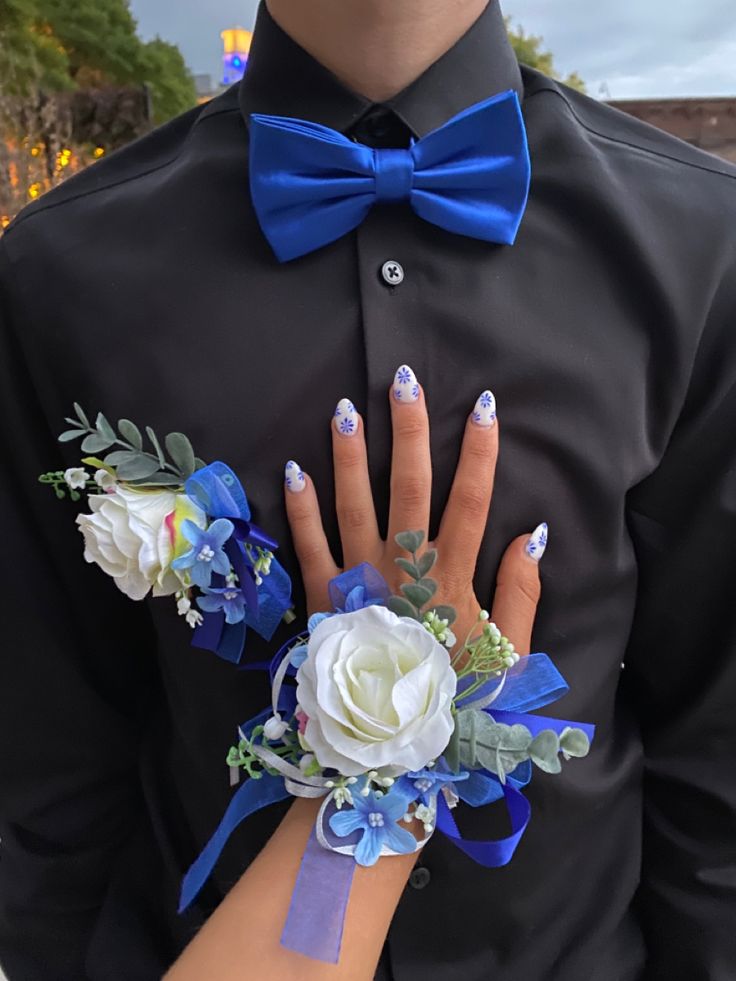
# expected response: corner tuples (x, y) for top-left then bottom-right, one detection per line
(197, 584), (247, 624)
(172, 518), (234, 589)
(396, 767), (469, 807)
(329, 788), (418, 866)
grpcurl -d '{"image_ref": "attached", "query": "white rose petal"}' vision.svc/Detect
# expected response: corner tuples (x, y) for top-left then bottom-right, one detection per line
(75, 487), (205, 601)
(296, 606), (457, 777)
(64, 467), (89, 490)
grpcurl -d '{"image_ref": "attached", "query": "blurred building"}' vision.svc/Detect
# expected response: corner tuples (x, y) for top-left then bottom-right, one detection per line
(610, 97), (736, 163)
(195, 28), (253, 103)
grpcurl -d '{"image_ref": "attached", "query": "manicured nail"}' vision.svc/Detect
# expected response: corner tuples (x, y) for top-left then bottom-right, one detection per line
(393, 364), (419, 403)
(284, 460), (305, 493)
(525, 522), (548, 561)
(471, 389), (497, 427)
(334, 398), (358, 436)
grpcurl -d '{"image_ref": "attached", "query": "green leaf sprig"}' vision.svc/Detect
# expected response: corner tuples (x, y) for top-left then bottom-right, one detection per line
(443, 708), (591, 779)
(55, 403), (205, 488)
(387, 530), (456, 627)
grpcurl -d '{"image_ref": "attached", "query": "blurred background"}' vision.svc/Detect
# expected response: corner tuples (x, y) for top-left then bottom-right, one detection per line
(1, 0), (734, 230)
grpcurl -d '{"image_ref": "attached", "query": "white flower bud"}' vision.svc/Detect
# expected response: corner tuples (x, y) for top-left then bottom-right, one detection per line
(263, 714), (290, 741)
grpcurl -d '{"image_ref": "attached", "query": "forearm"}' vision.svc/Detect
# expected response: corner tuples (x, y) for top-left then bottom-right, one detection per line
(166, 797), (419, 980)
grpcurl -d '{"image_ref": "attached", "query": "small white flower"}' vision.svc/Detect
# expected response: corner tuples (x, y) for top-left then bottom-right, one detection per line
(263, 714), (290, 741)
(176, 595), (192, 615)
(333, 785), (354, 810)
(185, 609), (203, 628)
(298, 753), (316, 773)
(94, 468), (116, 491)
(64, 467), (89, 490)
(414, 803), (434, 832)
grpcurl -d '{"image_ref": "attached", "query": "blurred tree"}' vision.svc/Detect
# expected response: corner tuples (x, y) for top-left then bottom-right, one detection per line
(0, 0), (70, 95)
(0, 0), (196, 120)
(505, 19), (586, 92)
(139, 37), (198, 124)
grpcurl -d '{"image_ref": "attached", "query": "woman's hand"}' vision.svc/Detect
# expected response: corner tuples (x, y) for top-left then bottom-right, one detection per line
(283, 364), (548, 654)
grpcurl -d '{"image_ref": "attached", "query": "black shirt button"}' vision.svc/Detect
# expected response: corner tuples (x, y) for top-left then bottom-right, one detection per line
(381, 260), (404, 286)
(409, 866), (431, 890)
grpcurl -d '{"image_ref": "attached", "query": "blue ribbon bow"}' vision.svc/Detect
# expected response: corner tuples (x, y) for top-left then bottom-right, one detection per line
(249, 89), (531, 262)
(184, 462), (292, 663)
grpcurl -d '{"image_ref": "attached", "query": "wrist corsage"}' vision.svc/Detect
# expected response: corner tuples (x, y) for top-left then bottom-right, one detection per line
(179, 531), (594, 963)
(40, 405), (293, 662)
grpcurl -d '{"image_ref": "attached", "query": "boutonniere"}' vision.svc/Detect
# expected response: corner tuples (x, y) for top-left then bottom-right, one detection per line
(179, 533), (594, 963)
(39, 403), (293, 663)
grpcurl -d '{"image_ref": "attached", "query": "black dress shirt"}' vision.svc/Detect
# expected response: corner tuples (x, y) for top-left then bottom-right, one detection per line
(1, 3), (735, 979)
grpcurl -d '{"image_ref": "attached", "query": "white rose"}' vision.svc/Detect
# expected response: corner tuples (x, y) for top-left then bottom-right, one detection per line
(76, 486), (205, 600)
(296, 605), (457, 777)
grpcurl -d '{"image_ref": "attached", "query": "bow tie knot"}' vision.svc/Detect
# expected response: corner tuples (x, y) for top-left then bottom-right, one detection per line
(374, 148), (414, 203)
(249, 91), (530, 262)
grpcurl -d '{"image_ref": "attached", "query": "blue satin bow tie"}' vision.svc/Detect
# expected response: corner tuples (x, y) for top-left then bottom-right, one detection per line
(249, 90), (531, 263)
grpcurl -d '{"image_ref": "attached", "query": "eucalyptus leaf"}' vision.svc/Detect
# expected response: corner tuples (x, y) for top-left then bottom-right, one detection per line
(165, 432), (196, 477)
(146, 426), (165, 467)
(444, 721), (460, 774)
(64, 417), (83, 428)
(401, 583), (434, 608)
(417, 549), (438, 577)
(58, 429), (85, 442)
(559, 727), (590, 759)
(95, 412), (116, 442)
(428, 604), (456, 626)
(387, 596), (421, 620)
(104, 450), (140, 466)
(529, 731), (562, 774)
(456, 710), (532, 780)
(194, 457), (207, 470)
(417, 577), (437, 599)
(395, 557), (420, 580)
(74, 402), (90, 427)
(81, 434), (114, 453)
(115, 453), (163, 481)
(395, 530), (425, 554)
(129, 472), (185, 487)
(118, 418), (143, 449)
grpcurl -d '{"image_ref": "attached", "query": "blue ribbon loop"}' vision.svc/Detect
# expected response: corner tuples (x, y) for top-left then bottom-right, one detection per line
(185, 462), (292, 663)
(249, 89), (531, 262)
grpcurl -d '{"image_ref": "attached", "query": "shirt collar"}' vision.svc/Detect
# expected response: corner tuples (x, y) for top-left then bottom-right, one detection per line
(238, 1), (523, 139)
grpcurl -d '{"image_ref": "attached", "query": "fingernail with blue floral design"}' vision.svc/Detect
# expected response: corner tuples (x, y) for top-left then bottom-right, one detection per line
(334, 398), (358, 436)
(284, 460), (306, 494)
(525, 522), (548, 561)
(471, 389), (497, 427)
(393, 364), (419, 403)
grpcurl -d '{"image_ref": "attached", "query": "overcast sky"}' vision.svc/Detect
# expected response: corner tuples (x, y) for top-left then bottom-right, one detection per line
(129, 0), (736, 100)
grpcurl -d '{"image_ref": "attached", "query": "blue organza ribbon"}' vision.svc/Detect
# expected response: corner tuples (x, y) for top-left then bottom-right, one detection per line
(185, 462), (292, 663)
(249, 90), (531, 262)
